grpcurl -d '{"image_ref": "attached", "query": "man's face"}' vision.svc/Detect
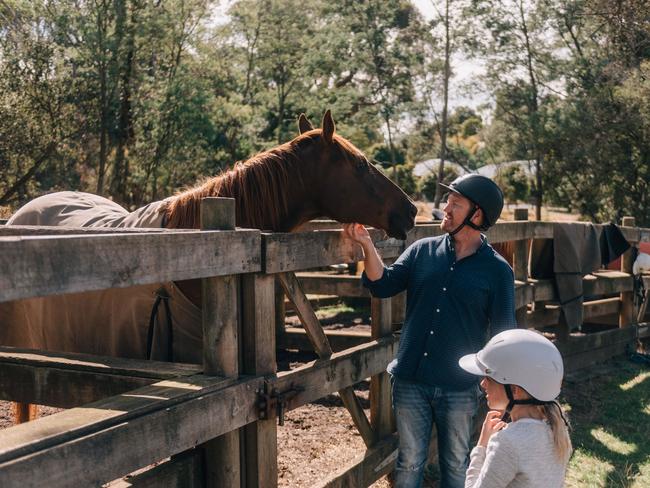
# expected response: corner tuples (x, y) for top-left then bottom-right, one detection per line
(441, 192), (474, 232)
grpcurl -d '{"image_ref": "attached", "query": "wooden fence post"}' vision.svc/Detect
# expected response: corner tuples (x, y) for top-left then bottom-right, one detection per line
(371, 297), (394, 441)
(620, 216), (636, 327)
(200, 197), (242, 488)
(242, 273), (278, 488)
(514, 208), (529, 328)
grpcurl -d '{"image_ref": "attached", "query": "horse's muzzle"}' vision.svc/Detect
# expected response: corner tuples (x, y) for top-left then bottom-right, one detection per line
(388, 203), (417, 240)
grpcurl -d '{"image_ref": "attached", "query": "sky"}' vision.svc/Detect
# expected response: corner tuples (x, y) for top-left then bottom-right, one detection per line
(411, 0), (489, 112)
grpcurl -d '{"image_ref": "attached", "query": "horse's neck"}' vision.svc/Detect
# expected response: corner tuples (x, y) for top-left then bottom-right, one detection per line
(187, 171), (318, 232)
(171, 162), (320, 307)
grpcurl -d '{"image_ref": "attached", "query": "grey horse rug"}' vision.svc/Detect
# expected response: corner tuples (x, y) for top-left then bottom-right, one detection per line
(0, 191), (203, 363)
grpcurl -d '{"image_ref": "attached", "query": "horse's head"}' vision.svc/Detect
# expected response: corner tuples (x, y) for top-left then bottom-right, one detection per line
(295, 111), (417, 240)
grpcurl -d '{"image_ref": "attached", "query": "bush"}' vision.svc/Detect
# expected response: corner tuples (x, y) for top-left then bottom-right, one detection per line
(495, 164), (530, 203)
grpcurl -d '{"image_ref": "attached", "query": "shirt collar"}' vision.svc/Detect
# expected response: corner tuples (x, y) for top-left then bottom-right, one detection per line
(446, 233), (488, 256)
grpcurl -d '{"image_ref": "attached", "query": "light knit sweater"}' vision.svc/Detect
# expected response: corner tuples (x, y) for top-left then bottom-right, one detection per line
(465, 418), (569, 488)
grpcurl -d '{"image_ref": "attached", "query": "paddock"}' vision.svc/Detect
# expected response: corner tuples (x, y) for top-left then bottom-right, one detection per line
(0, 200), (649, 487)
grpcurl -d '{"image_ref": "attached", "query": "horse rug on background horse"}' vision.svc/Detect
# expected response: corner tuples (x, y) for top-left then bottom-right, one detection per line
(0, 191), (202, 363)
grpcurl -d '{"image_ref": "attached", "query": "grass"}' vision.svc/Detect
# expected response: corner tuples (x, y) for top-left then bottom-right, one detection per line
(314, 302), (359, 321)
(564, 359), (650, 487)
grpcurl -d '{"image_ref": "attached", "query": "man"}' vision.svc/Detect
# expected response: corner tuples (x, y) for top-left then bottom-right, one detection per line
(343, 174), (516, 488)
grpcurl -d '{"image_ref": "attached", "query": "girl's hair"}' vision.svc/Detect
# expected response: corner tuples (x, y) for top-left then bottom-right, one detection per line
(539, 403), (573, 462)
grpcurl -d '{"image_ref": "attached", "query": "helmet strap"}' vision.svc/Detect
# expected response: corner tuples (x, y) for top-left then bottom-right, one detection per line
(448, 205), (481, 236)
(500, 384), (547, 423)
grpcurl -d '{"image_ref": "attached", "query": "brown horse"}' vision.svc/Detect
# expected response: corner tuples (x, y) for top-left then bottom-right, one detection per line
(3, 110), (416, 421)
(161, 110), (417, 306)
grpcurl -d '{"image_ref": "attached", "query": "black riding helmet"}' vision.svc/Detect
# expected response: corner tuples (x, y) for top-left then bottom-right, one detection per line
(439, 174), (504, 235)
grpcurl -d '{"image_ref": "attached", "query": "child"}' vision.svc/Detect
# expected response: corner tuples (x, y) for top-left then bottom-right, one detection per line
(458, 329), (572, 487)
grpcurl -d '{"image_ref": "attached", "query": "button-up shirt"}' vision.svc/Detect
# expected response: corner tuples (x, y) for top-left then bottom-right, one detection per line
(362, 234), (516, 390)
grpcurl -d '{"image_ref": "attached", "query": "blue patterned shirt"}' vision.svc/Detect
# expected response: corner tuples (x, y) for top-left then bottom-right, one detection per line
(362, 234), (516, 390)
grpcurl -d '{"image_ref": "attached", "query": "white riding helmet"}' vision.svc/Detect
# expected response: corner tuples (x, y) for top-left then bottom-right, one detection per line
(459, 329), (563, 401)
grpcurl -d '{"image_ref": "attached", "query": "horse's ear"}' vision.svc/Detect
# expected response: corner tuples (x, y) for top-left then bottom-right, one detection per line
(298, 113), (314, 134)
(321, 110), (335, 144)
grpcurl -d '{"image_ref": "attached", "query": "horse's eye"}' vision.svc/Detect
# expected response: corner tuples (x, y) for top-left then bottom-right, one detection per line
(356, 161), (368, 173)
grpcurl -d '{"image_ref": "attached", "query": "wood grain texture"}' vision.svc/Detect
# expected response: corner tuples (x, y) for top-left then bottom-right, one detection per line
(0, 229), (261, 302)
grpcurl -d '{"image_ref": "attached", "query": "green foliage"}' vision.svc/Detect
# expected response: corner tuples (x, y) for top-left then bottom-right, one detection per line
(460, 116), (482, 137)
(446, 143), (484, 171)
(447, 106), (482, 136)
(369, 143), (407, 167)
(2, 0), (650, 228)
(375, 162), (417, 197)
(392, 163), (418, 197)
(535, 1), (650, 226)
(0, 0), (434, 210)
(419, 165), (460, 202)
(495, 164), (530, 204)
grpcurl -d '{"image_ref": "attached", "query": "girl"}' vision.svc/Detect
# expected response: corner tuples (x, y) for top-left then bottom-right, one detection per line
(458, 329), (572, 487)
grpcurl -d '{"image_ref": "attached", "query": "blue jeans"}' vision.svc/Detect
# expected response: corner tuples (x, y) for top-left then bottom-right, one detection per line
(392, 377), (481, 488)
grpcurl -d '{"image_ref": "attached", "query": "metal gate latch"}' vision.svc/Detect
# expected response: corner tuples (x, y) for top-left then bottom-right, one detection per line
(257, 383), (302, 426)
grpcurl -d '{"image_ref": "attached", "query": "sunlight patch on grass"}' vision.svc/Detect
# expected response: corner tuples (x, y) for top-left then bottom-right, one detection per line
(565, 449), (613, 487)
(643, 403), (650, 415)
(631, 460), (650, 488)
(619, 371), (650, 391)
(590, 427), (637, 455)
(314, 303), (357, 320)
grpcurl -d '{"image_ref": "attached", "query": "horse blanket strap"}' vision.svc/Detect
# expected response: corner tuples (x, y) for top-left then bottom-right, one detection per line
(147, 287), (174, 361)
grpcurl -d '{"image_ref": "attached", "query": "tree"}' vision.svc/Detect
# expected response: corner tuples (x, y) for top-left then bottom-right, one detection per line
(333, 0), (429, 175)
(540, 0), (650, 226)
(0, 1), (78, 205)
(469, 0), (563, 220)
(417, 1), (473, 207)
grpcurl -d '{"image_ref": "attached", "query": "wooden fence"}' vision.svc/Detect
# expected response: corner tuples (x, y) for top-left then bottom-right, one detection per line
(0, 201), (649, 488)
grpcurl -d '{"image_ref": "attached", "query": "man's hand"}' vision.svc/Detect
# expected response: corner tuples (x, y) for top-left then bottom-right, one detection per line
(478, 411), (507, 447)
(342, 223), (371, 244)
(342, 223), (384, 281)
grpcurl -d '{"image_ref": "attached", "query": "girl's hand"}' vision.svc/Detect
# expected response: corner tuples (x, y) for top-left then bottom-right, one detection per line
(342, 223), (371, 244)
(478, 411), (507, 447)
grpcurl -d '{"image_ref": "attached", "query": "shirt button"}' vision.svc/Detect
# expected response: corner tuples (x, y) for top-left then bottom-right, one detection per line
(436, 308), (440, 313)
(450, 266), (454, 271)
(430, 331), (434, 335)
(442, 287), (447, 291)
(424, 352), (428, 357)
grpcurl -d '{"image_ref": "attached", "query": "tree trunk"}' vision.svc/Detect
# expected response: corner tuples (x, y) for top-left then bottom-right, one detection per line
(519, 0), (543, 220)
(535, 156), (543, 220)
(96, 5), (109, 195)
(385, 114), (397, 179)
(111, 0), (136, 205)
(433, 0), (451, 208)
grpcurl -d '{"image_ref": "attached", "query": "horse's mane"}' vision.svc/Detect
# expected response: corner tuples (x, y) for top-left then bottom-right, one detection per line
(162, 138), (307, 230)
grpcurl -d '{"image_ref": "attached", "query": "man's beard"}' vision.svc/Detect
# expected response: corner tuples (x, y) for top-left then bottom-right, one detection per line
(441, 216), (454, 232)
